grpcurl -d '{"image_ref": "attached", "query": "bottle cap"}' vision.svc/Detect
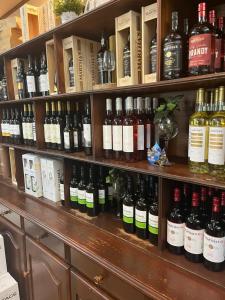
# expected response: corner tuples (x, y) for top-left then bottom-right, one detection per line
(137, 97), (143, 110)
(198, 2), (206, 11)
(106, 98), (112, 111)
(125, 96), (133, 110)
(172, 11), (178, 19)
(115, 97), (123, 110)
(174, 188), (181, 202)
(212, 196), (221, 213)
(145, 97), (151, 109)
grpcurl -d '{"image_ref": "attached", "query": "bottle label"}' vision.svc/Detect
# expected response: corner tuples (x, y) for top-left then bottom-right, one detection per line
(146, 124), (151, 149)
(150, 45), (157, 73)
(60, 183), (64, 201)
(189, 33), (213, 68)
(44, 124), (50, 143)
(70, 187), (78, 202)
(163, 41), (182, 72)
(39, 74), (49, 92)
(27, 75), (36, 93)
(203, 232), (225, 263)
(123, 205), (134, 224)
(184, 226), (204, 255)
(113, 125), (123, 151)
(22, 123), (27, 139)
(208, 127), (225, 166)
(50, 124), (56, 144)
(14, 124), (20, 136)
(108, 186), (113, 201)
(137, 125), (144, 151)
(135, 209), (147, 229)
(78, 190), (86, 205)
(167, 220), (184, 247)
(64, 132), (70, 149)
(32, 122), (36, 141)
(189, 126), (207, 163)
(123, 49), (131, 77)
(148, 213), (158, 235)
(103, 125), (112, 150)
(73, 131), (78, 147)
(86, 192), (94, 208)
(83, 124), (92, 147)
(27, 123), (33, 140)
(55, 124), (61, 144)
(215, 38), (222, 69)
(123, 126), (133, 153)
(98, 189), (105, 204)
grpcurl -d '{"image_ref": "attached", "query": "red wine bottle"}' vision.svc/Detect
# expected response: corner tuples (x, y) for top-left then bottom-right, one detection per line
(203, 197), (225, 272)
(182, 183), (191, 219)
(167, 188), (185, 255)
(184, 192), (204, 263)
(221, 191), (225, 228)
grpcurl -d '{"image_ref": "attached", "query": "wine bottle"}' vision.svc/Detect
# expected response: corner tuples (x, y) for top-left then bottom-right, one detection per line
(60, 173), (65, 206)
(32, 105), (36, 146)
(4, 109), (10, 143)
(183, 18), (189, 75)
(78, 165), (87, 213)
(83, 100), (92, 155)
(103, 98), (113, 159)
(22, 105), (28, 145)
(221, 191), (225, 228)
(9, 109), (15, 144)
(26, 55), (37, 98)
(112, 97), (123, 160)
(73, 102), (82, 152)
(70, 164), (79, 209)
(209, 10), (222, 72)
(97, 33), (108, 84)
(16, 60), (26, 99)
(63, 115), (73, 153)
(50, 101), (57, 149)
(203, 197), (225, 272)
(98, 166), (107, 212)
(148, 180), (159, 245)
(34, 57), (40, 95)
(184, 192), (204, 263)
(123, 175), (135, 233)
(44, 102), (51, 149)
(144, 97), (154, 151)
(135, 97), (145, 161)
(86, 165), (98, 217)
(182, 183), (191, 219)
(123, 33), (131, 77)
(149, 27), (157, 74)
(27, 104), (34, 145)
(14, 108), (22, 145)
(135, 178), (148, 240)
(39, 52), (49, 96)
(1, 109), (6, 142)
(167, 188), (185, 254)
(55, 101), (64, 151)
(200, 187), (209, 225)
(68, 55), (75, 87)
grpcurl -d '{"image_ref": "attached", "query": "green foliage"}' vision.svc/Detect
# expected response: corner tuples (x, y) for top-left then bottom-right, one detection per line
(154, 95), (183, 123)
(54, 0), (85, 15)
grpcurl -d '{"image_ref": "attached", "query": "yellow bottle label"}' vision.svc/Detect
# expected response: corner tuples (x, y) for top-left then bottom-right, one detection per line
(189, 126), (208, 162)
(208, 127), (225, 165)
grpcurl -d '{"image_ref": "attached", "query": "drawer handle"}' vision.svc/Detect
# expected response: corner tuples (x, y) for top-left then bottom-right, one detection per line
(93, 275), (104, 285)
(0, 210), (11, 217)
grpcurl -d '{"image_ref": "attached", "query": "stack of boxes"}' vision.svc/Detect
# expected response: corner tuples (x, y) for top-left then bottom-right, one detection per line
(0, 235), (20, 300)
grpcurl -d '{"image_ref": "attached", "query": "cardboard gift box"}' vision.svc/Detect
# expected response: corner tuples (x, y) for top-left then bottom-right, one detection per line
(0, 235), (7, 277)
(0, 273), (20, 300)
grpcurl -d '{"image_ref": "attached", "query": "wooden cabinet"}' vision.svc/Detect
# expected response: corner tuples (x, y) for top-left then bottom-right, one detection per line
(26, 236), (71, 300)
(0, 216), (28, 300)
(71, 270), (113, 300)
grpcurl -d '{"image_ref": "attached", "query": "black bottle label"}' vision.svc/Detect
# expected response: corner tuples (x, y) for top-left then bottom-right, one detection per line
(163, 41), (182, 72)
(150, 45), (157, 73)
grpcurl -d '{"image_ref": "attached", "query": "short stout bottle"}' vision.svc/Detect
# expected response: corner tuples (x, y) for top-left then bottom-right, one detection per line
(123, 97), (136, 162)
(70, 164), (79, 209)
(63, 115), (73, 153)
(163, 11), (183, 80)
(60, 173), (65, 206)
(83, 100), (92, 155)
(189, 2), (215, 75)
(149, 28), (157, 74)
(203, 197), (225, 272)
(184, 192), (204, 263)
(98, 166), (107, 212)
(135, 97), (145, 161)
(86, 165), (98, 217)
(16, 60), (26, 99)
(22, 105), (28, 145)
(148, 180), (159, 245)
(135, 179), (148, 240)
(78, 165), (86, 213)
(123, 34), (131, 77)
(44, 102), (51, 149)
(167, 188), (185, 255)
(123, 176), (135, 234)
(103, 98), (113, 159)
(26, 55), (37, 98)
(113, 97), (123, 160)
(144, 97), (154, 151)
(55, 101), (64, 151)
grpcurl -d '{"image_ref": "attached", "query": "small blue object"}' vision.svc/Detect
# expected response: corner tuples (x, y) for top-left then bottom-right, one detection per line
(147, 143), (162, 165)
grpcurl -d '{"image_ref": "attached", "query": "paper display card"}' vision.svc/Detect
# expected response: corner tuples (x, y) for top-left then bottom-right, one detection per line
(0, 235), (7, 276)
(0, 273), (20, 300)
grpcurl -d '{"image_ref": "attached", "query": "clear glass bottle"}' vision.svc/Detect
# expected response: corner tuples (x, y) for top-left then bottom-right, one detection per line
(112, 97), (123, 160)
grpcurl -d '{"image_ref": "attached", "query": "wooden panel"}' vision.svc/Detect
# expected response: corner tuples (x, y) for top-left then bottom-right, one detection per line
(26, 236), (71, 300)
(4, 57), (15, 100)
(53, 33), (65, 94)
(0, 216), (28, 300)
(14, 148), (25, 190)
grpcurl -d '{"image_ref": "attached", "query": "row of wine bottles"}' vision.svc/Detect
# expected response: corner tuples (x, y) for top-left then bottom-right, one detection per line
(167, 184), (225, 272)
(1, 104), (36, 145)
(60, 163), (159, 244)
(102, 96), (157, 162)
(44, 100), (92, 155)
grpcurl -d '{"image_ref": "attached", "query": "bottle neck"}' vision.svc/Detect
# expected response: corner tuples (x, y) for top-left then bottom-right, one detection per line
(125, 108), (133, 115)
(198, 11), (207, 23)
(196, 102), (203, 112)
(172, 17), (178, 31)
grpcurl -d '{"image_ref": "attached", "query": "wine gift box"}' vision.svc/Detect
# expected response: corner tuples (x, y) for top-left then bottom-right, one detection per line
(11, 58), (28, 100)
(62, 36), (99, 93)
(115, 10), (142, 87)
(46, 39), (57, 95)
(0, 235), (7, 276)
(20, 4), (40, 43)
(0, 17), (22, 54)
(142, 3), (158, 83)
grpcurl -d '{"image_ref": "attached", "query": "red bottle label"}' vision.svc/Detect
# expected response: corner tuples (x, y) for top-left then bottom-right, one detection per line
(215, 38), (222, 70)
(189, 33), (213, 68)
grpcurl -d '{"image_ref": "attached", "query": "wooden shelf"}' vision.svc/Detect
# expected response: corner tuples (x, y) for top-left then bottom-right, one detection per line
(1, 142), (225, 189)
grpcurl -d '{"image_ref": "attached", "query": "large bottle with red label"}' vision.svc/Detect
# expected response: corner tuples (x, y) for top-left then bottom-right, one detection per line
(188, 2), (215, 76)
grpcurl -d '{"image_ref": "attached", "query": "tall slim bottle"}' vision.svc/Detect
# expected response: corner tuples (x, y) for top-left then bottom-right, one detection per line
(56, 101), (64, 151)
(26, 55), (37, 98)
(103, 98), (113, 159)
(135, 97), (145, 161)
(86, 165), (98, 217)
(123, 175), (135, 233)
(78, 165), (87, 213)
(135, 178), (148, 240)
(144, 97), (154, 151)
(83, 100), (92, 156)
(44, 102), (51, 149)
(112, 97), (123, 160)
(50, 102), (57, 149)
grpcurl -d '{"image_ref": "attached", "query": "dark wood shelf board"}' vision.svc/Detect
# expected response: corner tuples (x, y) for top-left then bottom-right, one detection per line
(1, 143), (225, 189)
(0, 180), (224, 300)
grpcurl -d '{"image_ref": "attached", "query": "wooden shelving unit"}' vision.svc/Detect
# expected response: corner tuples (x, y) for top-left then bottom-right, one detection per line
(0, 1), (225, 300)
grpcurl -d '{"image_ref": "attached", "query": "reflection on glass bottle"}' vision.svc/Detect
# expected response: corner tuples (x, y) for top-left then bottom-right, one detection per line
(123, 33), (131, 77)
(68, 56), (75, 87)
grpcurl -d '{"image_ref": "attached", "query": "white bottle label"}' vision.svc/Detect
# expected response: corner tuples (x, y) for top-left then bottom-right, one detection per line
(55, 124), (61, 144)
(189, 126), (207, 163)
(73, 131), (78, 147)
(86, 192), (94, 203)
(78, 190), (86, 200)
(123, 126), (133, 153)
(44, 124), (50, 143)
(60, 183), (64, 200)
(137, 125), (144, 150)
(208, 127), (225, 165)
(50, 124), (56, 144)
(203, 232), (225, 263)
(123, 205), (134, 218)
(27, 123), (33, 140)
(27, 75), (36, 93)
(98, 189), (105, 204)
(22, 123), (27, 139)
(70, 187), (78, 200)
(14, 124), (20, 136)
(167, 220), (185, 247)
(83, 124), (92, 147)
(149, 214), (159, 230)
(146, 123), (151, 149)
(135, 209), (147, 223)
(32, 122), (36, 141)
(103, 125), (112, 150)
(184, 226), (204, 255)
(108, 186), (113, 200)
(113, 125), (122, 151)
(64, 132), (70, 149)
(39, 74), (49, 92)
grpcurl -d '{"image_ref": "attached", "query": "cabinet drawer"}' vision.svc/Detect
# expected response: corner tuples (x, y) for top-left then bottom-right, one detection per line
(71, 247), (149, 300)
(24, 219), (65, 259)
(0, 203), (21, 228)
